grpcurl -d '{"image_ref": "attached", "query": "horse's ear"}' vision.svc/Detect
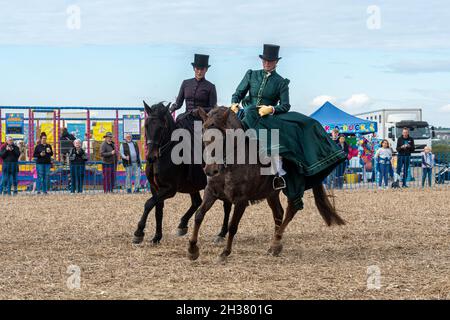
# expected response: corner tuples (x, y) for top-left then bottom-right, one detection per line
(143, 100), (151, 115)
(197, 107), (208, 122)
(165, 102), (172, 109)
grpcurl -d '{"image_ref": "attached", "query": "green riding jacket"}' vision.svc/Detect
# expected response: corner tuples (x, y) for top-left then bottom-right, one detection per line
(231, 69), (346, 210)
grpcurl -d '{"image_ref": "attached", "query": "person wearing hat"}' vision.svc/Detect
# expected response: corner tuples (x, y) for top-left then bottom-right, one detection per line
(169, 54), (217, 116)
(0, 136), (21, 195)
(33, 132), (53, 194)
(230, 44), (346, 210)
(169, 54), (217, 182)
(100, 132), (118, 193)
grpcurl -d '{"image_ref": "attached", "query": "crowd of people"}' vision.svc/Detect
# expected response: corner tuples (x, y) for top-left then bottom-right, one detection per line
(328, 127), (437, 190)
(0, 130), (143, 195)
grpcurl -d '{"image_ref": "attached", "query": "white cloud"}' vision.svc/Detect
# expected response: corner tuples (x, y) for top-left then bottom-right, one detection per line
(311, 95), (336, 107)
(440, 104), (450, 112)
(0, 0), (449, 48)
(385, 60), (450, 74)
(342, 94), (371, 111)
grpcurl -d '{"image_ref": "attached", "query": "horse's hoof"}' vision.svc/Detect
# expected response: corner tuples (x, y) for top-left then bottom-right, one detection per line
(213, 235), (226, 245)
(188, 247), (200, 261)
(217, 254), (227, 264)
(177, 227), (188, 237)
(150, 237), (161, 246)
(132, 235), (144, 244)
(269, 244), (283, 257)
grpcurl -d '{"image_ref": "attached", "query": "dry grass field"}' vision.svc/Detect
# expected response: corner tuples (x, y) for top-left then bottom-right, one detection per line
(0, 189), (448, 300)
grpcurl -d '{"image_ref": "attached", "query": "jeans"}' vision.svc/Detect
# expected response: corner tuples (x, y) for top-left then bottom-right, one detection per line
(396, 155), (411, 187)
(2, 162), (18, 195)
(36, 163), (51, 193)
(334, 161), (347, 189)
(422, 167), (432, 187)
(378, 163), (390, 187)
(125, 162), (141, 192)
(70, 164), (85, 193)
(102, 163), (116, 193)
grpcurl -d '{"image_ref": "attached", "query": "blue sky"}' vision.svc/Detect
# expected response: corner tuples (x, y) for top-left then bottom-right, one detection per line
(1, 0), (450, 126)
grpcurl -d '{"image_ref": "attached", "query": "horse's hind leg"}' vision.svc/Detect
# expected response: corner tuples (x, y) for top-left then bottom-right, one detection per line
(219, 202), (247, 262)
(269, 200), (298, 256)
(214, 201), (232, 244)
(132, 196), (157, 244)
(266, 192), (284, 255)
(177, 192), (202, 237)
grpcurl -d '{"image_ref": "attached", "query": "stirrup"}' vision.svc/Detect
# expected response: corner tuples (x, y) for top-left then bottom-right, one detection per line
(273, 176), (286, 190)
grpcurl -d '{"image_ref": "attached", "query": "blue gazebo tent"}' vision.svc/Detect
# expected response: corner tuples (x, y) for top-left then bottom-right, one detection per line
(310, 101), (377, 134)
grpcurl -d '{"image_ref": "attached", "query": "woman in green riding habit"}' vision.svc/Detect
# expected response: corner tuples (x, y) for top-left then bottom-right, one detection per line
(230, 44), (346, 210)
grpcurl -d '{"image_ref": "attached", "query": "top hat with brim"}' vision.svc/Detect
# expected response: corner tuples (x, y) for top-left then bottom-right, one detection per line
(191, 54), (211, 68)
(259, 44), (282, 61)
(103, 132), (113, 138)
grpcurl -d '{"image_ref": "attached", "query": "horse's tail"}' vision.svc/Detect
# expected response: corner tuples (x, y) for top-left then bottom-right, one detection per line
(312, 184), (346, 226)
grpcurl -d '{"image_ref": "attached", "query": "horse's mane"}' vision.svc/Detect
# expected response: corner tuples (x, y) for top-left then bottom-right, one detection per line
(151, 102), (176, 132)
(209, 106), (244, 130)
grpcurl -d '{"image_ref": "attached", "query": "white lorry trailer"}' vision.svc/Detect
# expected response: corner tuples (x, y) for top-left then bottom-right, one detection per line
(354, 109), (435, 159)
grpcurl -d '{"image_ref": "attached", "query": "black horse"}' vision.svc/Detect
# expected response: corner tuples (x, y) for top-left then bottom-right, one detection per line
(132, 101), (232, 245)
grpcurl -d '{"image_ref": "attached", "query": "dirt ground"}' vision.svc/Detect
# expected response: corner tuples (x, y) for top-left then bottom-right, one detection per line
(0, 189), (448, 300)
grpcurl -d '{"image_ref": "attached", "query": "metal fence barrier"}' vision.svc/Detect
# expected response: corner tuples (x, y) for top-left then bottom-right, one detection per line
(0, 153), (448, 195)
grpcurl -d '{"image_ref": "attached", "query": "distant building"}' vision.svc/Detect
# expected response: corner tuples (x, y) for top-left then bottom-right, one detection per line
(435, 129), (450, 141)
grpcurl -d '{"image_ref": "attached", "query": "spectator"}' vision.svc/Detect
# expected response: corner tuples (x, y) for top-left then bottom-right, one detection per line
(120, 133), (142, 193)
(421, 146), (434, 188)
(60, 127), (76, 141)
(100, 132), (117, 193)
(0, 136), (21, 195)
(331, 128), (339, 141)
(17, 140), (27, 161)
(33, 133), (53, 194)
(30, 165), (37, 193)
(396, 127), (415, 188)
(374, 139), (393, 190)
(334, 134), (349, 189)
(0, 140), (4, 194)
(69, 139), (88, 193)
(82, 133), (94, 159)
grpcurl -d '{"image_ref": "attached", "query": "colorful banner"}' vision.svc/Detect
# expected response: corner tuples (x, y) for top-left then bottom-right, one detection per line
(40, 123), (58, 143)
(67, 123), (86, 140)
(6, 113), (24, 139)
(323, 122), (377, 134)
(123, 115), (141, 140)
(93, 122), (113, 141)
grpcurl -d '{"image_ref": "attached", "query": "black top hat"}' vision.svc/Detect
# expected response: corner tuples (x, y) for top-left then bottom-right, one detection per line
(191, 54), (210, 68)
(259, 44), (282, 61)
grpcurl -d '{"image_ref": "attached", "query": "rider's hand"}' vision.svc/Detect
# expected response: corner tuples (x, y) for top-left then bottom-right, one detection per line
(169, 103), (177, 113)
(111, 150), (115, 155)
(258, 105), (274, 117)
(230, 103), (240, 113)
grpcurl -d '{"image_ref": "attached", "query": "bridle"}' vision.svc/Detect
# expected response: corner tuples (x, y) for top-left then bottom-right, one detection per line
(146, 114), (172, 160)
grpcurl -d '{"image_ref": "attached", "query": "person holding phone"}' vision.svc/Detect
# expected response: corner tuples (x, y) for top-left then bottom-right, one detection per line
(396, 127), (415, 188)
(33, 132), (53, 194)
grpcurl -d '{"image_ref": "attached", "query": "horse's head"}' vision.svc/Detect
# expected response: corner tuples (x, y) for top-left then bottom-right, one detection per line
(198, 106), (242, 177)
(143, 100), (174, 162)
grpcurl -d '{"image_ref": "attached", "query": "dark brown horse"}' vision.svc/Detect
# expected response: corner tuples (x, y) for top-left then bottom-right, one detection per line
(132, 102), (231, 245)
(188, 106), (345, 261)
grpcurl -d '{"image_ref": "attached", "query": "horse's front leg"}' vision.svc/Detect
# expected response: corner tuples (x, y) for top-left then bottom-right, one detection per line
(133, 196), (157, 244)
(219, 202), (247, 262)
(151, 201), (164, 245)
(177, 192), (202, 236)
(214, 200), (232, 244)
(188, 188), (217, 260)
